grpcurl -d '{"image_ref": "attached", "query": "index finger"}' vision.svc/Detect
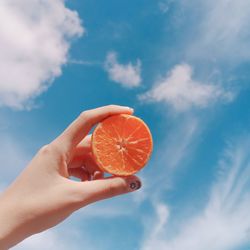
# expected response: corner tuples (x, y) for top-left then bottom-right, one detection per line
(54, 105), (134, 152)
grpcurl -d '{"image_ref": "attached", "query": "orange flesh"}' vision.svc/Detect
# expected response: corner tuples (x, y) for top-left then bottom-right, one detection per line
(91, 114), (153, 176)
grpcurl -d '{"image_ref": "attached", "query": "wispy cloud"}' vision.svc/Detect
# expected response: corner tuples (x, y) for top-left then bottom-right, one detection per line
(139, 64), (233, 112)
(158, 0), (174, 14)
(0, 0), (83, 109)
(69, 59), (101, 67)
(141, 135), (250, 250)
(186, 0), (250, 63)
(157, 0), (250, 64)
(158, 116), (199, 170)
(142, 203), (170, 250)
(138, 115), (201, 206)
(104, 51), (142, 88)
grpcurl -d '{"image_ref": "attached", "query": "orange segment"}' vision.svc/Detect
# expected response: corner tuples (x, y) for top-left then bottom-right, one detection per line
(91, 114), (153, 176)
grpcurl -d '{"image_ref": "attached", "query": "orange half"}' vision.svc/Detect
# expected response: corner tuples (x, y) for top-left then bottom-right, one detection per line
(91, 114), (153, 176)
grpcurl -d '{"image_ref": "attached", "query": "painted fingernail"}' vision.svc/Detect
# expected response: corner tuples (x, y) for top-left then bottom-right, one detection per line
(129, 180), (141, 191)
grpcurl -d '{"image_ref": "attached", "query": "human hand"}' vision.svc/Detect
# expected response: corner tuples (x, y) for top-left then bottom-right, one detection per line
(0, 105), (141, 249)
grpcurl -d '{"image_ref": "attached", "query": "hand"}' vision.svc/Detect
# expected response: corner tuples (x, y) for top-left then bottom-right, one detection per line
(0, 105), (142, 249)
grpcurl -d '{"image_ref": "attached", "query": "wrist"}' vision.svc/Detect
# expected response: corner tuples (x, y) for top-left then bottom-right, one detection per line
(0, 191), (30, 249)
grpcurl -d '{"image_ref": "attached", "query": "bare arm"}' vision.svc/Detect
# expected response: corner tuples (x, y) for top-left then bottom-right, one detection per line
(0, 105), (141, 249)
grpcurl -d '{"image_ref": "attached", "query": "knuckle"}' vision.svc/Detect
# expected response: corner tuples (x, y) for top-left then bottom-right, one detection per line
(80, 110), (91, 124)
(49, 142), (61, 153)
(79, 111), (92, 126)
(107, 180), (126, 197)
(38, 143), (63, 158)
(107, 104), (116, 109)
(107, 183), (117, 197)
(107, 104), (120, 113)
(38, 144), (51, 155)
(80, 111), (90, 120)
(106, 105), (119, 115)
(120, 182), (128, 193)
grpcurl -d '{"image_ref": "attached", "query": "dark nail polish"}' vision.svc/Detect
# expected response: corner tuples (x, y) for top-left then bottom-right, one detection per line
(129, 180), (141, 191)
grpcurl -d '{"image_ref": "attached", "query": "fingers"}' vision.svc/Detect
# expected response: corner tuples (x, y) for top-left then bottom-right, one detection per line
(71, 176), (142, 206)
(71, 135), (92, 159)
(68, 135), (103, 180)
(68, 149), (101, 174)
(68, 134), (93, 165)
(54, 105), (134, 153)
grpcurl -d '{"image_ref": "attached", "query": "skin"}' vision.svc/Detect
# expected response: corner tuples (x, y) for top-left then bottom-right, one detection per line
(0, 105), (142, 249)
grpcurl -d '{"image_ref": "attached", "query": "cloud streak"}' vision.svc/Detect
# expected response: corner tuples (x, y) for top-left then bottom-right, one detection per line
(141, 134), (250, 250)
(0, 0), (83, 109)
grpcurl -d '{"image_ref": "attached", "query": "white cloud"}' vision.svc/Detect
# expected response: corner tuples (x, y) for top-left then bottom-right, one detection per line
(141, 135), (250, 250)
(104, 51), (142, 88)
(0, 0), (83, 109)
(139, 64), (233, 111)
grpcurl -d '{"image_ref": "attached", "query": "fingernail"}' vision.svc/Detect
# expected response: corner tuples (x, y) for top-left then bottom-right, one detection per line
(124, 106), (134, 112)
(128, 179), (141, 191)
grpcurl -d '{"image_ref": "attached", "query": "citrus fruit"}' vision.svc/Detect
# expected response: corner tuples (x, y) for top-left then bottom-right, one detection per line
(91, 114), (153, 176)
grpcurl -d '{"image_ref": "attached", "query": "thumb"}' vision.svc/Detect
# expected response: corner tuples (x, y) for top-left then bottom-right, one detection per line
(72, 176), (142, 206)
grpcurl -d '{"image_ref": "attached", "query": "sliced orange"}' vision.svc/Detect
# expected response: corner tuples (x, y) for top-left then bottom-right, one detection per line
(91, 114), (153, 176)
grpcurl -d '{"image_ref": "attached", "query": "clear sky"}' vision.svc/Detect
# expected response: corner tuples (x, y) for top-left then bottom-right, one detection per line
(1, 0), (250, 249)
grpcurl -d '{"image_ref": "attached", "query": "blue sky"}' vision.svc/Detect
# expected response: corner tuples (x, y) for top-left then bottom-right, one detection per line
(1, 0), (250, 249)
